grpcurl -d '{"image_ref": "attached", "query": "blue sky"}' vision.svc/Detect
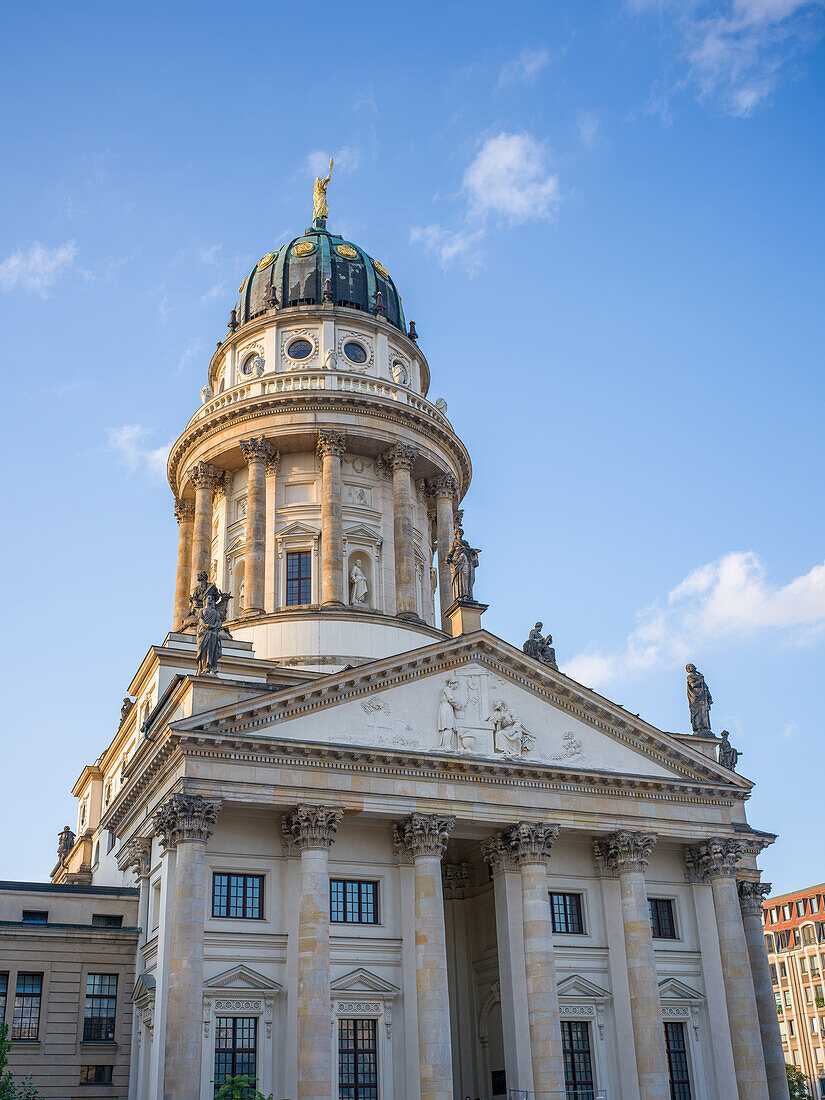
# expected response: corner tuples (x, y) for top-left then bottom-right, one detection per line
(1, 0), (823, 893)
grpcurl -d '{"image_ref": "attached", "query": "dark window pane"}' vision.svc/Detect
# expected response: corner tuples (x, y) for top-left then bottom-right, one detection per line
(80, 1065), (113, 1085)
(83, 973), (117, 1041)
(214, 1017), (257, 1094)
(649, 898), (677, 939)
(0, 972), (7, 1025)
(665, 1021), (692, 1100)
(286, 551), (312, 606)
(212, 874), (264, 919)
(550, 893), (584, 935)
(21, 911), (48, 924)
(92, 914), (123, 928)
(12, 973), (42, 1040)
(330, 880), (378, 924)
(338, 1017), (377, 1100)
(562, 1020), (594, 1097)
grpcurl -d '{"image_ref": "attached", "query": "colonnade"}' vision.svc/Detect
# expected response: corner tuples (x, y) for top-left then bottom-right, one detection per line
(171, 431), (460, 631)
(139, 799), (787, 1100)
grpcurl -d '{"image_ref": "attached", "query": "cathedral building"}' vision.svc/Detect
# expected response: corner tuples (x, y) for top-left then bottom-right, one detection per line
(1, 181), (789, 1100)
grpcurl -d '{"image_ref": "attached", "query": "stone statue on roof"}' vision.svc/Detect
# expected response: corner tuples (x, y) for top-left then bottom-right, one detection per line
(181, 571), (232, 634)
(718, 729), (742, 772)
(313, 158), (334, 224)
(686, 663), (712, 734)
(446, 525), (480, 602)
(196, 594), (224, 675)
(523, 622), (557, 669)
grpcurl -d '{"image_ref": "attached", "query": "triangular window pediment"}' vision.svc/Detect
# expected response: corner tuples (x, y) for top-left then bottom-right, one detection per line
(330, 967), (399, 999)
(277, 521), (320, 539)
(658, 977), (703, 1001)
(203, 964), (282, 994)
(343, 523), (381, 542)
(132, 972), (156, 1003)
(557, 974), (611, 1001)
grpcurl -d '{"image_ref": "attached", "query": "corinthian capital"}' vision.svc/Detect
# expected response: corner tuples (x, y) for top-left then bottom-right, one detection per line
(426, 474), (459, 500)
(188, 461), (220, 491)
(152, 793), (221, 849)
(683, 837), (745, 881)
(442, 862), (473, 899)
(316, 429), (347, 461)
(737, 879), (771, 916)
(117, 835), (153, 877)
(240, 436), (275, 465)
(505, 822), (560, 865)
(212, 472), (232, 501)
(385, 442), (419, 472)
(393, 812), (455, 860)
(265, 451), (281, 477)
(283, 804), (343, 851)
(481, 833), (519, 875)
(593, 830), (657, 876)
(174, 499), (195, 524)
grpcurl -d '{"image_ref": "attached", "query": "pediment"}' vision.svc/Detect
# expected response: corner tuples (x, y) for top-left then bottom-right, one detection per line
(343, 523), (381, 542)
(132, 972), (155, 1003)
(557, 974), (611, 1001)
(277, 520), (319, 538)
(331, 968), (399, 999)
(658, 977), (703, 1001)
(204, 964), (282, 994)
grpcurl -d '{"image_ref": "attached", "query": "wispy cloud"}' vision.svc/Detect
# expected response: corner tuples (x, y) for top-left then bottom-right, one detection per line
(411, 131), (561, 271)
(631, 0), (825, 117)
(178, 340), (205, 372)
(564, 550), (825, 687)
(497, 46), (552, 88)
(107, 425), (171, 480)
(197, 244), (222, 265)
(0, 240), (78, 297)
(779, 720), (799, 739)
(577, 110), (601, 148)
(200, 282), (223, 305)
(304, 146), (361, 178)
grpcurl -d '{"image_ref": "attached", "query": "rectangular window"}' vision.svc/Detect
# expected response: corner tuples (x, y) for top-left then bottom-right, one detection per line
(802, 958), (809, 973)
(781, 962), (788, 978)
(0, 973), (6, 1023)
(770, 964), (778, 984)
(338, 1017), (378, 1100)
(12, 973), (42, 1040)
(21, 911), (47, 924)
(80, 1066), (113, 1085)
(92, 914), (123, 928)
(766, 934), (775, 953)
(785, 991), (793, 1006)
(665, 1021), (693, 1100)
(83, 974), (118, 1042)
(776, 992), (783, 1012)
(212, 874), (264, 920)
(562, 1019), (594, 1096)
(649, 898), (677, 939)
(214, 1017), (257, 1093)
(331, 880), (378, 925)
(798, 900), (807, 917)
(550, 893), (585, 935)
(286, 551), (312, 606)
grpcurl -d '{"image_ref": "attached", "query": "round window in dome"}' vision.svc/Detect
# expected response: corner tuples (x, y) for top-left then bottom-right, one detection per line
(287, 338), (313, 361)
(344, 341), (368, 365)
(240, 356), (255, 376)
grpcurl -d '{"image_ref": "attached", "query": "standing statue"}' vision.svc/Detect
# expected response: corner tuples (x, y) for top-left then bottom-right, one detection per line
(718, 730), (742, 772)
(446, 526), (481, 602)
(57, 825), (75, 860)
(350, 558), (369, 605)
(523, 622), (557, 669)
(182, 571), (233, 633)
(313, 157), (334, 224)
(437, 678), (464, 751)
(686, 663), (713, 734)
(120, 697), (134, 723)
(488, 699), (535, 757)
(196, 594), (226, 675)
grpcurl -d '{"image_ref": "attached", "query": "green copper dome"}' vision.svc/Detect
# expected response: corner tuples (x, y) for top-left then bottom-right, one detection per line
(236, 227), (406, 332)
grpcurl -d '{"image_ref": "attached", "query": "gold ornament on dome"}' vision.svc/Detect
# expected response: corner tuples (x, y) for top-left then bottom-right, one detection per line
(238, 277), (247, 293)
(336, 244), (357, 259)
(374, 260), (389, 278)
(293, 240), (315, 256)
(257, 252), (276, 270)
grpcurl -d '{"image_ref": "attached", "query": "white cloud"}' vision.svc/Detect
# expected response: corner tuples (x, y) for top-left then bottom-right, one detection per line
(497, 47), (551, 87)
(200, 282), (223, 305)
(577, 110), (601, 148)
(409, 225), (484, 271)
(305, 146), (361, 178)
(178, 340), (204, 372)
(779, 720), (799, 739)
(632, 0), (825, 116)
(107, 425), (171, 480)
(197, 244), (222, 265)
(564, 550), (825, 687)
(0, 240), (78, 297)
(463, 133), (560, 225)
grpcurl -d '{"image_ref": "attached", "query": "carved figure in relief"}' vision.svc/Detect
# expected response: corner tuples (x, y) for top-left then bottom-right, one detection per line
(446, 526), (480, 601)
(391, 361), (409, 385)
(323, 349), (337, 370)
(182, 571), (233, 633)
(523, 622), (557, 668)
(550, 730), (588, 765)
(313, 157), (334, 223)
(718, 729), (742, 772)
(196, 595), (226, 675)
(488, 699), (535, 757)
(437, 678), (464, 750)
(349, 559), (369, 605)
(686, 663), (712, 734)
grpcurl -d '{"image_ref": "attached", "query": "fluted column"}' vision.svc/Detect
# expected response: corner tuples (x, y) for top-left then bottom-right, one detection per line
(685, 840), (770, 1100)
(153, 794), (221, 1100)
(394, 813), (456, 1100)
(428, 475), (458, 631)
(739, 880), (789, 1100)
(284, 804), (343, 1100)
(173, 500), (195, 630)
(593, 831), (670, 1100)
(240, 437), (276, 615)
(387, 443), (420, 619)
(187, 461), (220, 584)
(317, 430), (346, 606)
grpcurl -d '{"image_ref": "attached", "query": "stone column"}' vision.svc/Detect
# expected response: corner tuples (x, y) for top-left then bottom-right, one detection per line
(264, 453), (279, 611)
(739, 880), (789, 1100)
(284, 804), (343, 1100)
(188, 461), (220, 584)
(118, 837), (153, 1100)
(593, 831), (670, 1100)
(173, 500), (195, 630)
(317, 430), (346, 606)
(428, 475), (458, 632)
(387, 443), (420, 619)
(240, 437), (276, 615)
(394, 813), (456, 1100)
(152, 793), (221, 1100)
(684, 840), (769, 1100)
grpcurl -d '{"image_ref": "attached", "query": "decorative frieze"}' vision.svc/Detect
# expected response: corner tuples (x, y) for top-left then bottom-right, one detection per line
(117, 835), (153, 877)
(316, 428), (347, 460)
(240, 436), (275, 465)
(683, 837), (745, 881)
(174, 499), (195, 524)
(393, 812), (454, 860)
(188, 461), (221, 490)
(737, 878), (771, 916)
(152, 793), (221, 849)
(282, 804), (343, 851)
(592, 830), (657, 876)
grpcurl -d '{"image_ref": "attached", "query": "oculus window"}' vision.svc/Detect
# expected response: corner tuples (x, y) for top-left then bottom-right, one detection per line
(287, 338), (313, 361)
(343, 341), (368, 365)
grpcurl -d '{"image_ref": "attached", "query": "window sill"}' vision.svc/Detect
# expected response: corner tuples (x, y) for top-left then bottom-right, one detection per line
(9, 1038), (40, 1045)
(80, 1040), (118, 1049)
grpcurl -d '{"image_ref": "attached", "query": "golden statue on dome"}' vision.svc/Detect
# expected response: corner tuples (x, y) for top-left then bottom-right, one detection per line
(313, 157), (334, 225)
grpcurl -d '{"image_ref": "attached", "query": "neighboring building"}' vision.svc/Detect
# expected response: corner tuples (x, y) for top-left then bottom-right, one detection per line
(0, 881), (139, 1098)
(764, 883), (825, 1096)
(1, 184), (790, 1100)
